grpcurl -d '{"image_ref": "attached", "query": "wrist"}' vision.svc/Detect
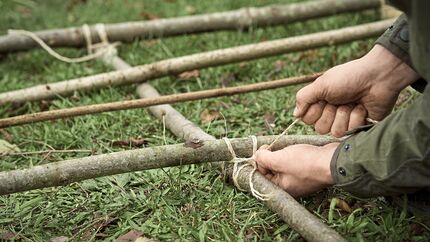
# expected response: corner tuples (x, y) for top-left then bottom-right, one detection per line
(363, 45), (420, 91)
(318, 143), (338, 185)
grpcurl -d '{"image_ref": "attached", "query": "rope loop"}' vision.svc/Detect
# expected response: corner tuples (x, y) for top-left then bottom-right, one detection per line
(8, 23), (120, 63)
(223, 136), (272, 201)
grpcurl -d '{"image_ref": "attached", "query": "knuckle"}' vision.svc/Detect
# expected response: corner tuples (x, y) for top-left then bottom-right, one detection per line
(337, 106), (350, 115)
(315, 124), (329, 134)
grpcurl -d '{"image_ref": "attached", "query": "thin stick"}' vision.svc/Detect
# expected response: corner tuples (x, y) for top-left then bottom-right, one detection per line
(0, 73), (321, 128)
(0, 0), (381, 53)
(0, 19), (393, 104)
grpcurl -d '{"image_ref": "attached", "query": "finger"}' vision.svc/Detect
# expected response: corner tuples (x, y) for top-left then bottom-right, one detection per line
(294, 78), (326, 118)
(314, 104), (337, 134)
(301, 101), (326, 125)
(348, 104), (367, 130)
(331, 105), (353, 137)
(254, 149), (284, 172)
(258, 144), (270, 151)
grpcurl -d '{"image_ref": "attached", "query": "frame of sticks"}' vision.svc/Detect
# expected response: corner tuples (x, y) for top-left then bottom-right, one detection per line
(0, 1), (393, 241)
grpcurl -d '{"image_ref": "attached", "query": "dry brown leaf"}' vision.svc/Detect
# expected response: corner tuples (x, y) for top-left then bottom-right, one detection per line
(112, 138), (148, 148)
(177, 69), (200, 79)
(335, 198), (352, 213)
(200, 109), (221, 123)
(140, 11), (160, 20)
(0, 231), (19, 240)
(272, 60), (286, 72)
(39, 100), (52, 112)
(220, 72), (237, 87)
(116, 230), (144, 242)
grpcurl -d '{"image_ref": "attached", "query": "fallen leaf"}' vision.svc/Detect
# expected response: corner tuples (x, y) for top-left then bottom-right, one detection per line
(81, 215), (117, 241)
(335, 198), (352, 213)
(0, 231), (19, 240)
(177, 70), (200, 80)
(298, 50), (318, 62)
(51, 236), (70, 242)
(116, 230), (144, 242)
(0, 139), (20, 155)
(220, 72), (237, 87)
(140, 11), (160, 20)
(200, 109), (221, 123)
(263, 112), (276, 130)
(272, 60), (286, 72)
(39, 100), (52, 112)
(66, 0), (87, 10)
(112, 138), (148, 148)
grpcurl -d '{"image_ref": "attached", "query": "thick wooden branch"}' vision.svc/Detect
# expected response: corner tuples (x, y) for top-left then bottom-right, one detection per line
(0, 0), (381, 53)
(0, 19), (393, 104)
(0, 135), (336, 196)
(0, 74), (320, 128)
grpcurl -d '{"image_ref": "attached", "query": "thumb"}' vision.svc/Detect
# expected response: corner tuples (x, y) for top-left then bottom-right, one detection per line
(254, 148), (282, 172)
(294, 81), (325, 118)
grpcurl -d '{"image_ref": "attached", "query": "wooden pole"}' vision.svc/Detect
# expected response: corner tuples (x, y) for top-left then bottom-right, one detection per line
(0, 74), (321, 128)
(0, 19), (393, 104)
(0, 135), (337, 196)
(0, 0), (381, 53)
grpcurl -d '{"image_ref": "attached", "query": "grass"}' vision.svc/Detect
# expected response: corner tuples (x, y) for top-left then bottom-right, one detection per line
(0, 0), (429, 241)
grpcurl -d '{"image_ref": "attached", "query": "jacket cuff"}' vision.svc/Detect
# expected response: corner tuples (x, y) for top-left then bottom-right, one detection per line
(330, 135), (360, 186)
(375, 14), (427, 93)
(375, 14), (412, 67)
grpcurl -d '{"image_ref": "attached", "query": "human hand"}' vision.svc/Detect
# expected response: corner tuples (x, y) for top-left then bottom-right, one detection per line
(294, 45), (420, 137)
(254, 143), (338, 198)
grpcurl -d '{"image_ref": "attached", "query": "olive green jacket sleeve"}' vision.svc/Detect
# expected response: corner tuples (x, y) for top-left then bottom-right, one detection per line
(375, 14), (427, 92)
(330, 84), (430, 198)
(330, 1), (430, 197)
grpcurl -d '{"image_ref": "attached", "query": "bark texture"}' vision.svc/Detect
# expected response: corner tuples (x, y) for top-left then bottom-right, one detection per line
(0, 135), (336, 195)
(0, 0), (381, 53)
(0, 19), (393, 104)
(0, 74), (320, 128)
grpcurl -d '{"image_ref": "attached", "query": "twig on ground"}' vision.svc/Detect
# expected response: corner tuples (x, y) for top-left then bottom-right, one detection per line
(0, 73), (321, 128)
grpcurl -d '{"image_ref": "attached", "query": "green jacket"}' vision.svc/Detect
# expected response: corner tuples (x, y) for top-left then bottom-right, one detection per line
(331, 1), (430, 197)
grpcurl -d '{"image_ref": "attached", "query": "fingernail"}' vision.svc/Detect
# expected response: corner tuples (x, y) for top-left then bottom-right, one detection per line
(293, 107), (299, 116)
